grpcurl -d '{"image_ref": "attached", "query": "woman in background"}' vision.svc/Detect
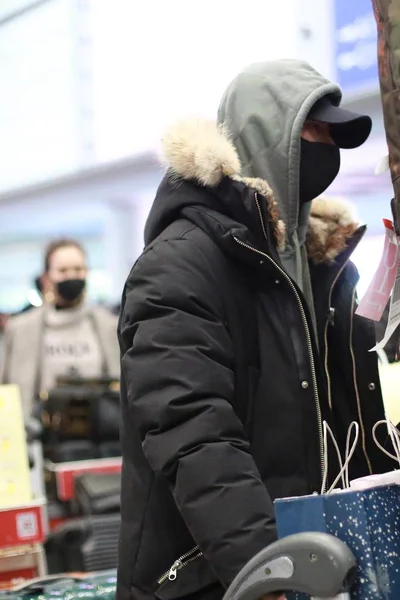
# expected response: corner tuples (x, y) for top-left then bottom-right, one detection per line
(0, 238), (119, 419)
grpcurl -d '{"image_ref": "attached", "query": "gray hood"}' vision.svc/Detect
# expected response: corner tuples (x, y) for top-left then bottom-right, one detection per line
(217, 59), (341, 286)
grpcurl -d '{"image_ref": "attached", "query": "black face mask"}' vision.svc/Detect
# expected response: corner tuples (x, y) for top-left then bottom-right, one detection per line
(299, 139), (341, 205)
(56, 279), (86, 303)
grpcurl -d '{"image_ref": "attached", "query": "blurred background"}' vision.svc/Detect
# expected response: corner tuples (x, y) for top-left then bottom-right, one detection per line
(0, 0), (392, 313)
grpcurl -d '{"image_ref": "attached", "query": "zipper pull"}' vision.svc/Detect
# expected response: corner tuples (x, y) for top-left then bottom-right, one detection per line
(168, 560), (182, 581)
(328, 307), (335, 327)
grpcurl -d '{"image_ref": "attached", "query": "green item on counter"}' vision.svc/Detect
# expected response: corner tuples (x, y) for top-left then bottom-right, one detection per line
(0, 571), (116, 600)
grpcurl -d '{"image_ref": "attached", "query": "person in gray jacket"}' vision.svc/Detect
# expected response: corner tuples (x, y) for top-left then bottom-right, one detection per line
(0, 238), (119, 419)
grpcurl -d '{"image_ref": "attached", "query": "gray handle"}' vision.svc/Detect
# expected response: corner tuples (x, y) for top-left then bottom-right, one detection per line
(222, 532), (357, 600)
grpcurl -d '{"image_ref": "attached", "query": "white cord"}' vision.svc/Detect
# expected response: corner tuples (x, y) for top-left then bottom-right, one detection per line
(321, 421), (345, 495)
(388, 421), (400, 463)
(328, 422), (360, 494)
(377, 348), (389, 365)
(372, 420), (400, 462)
(372, 420), (400, 463)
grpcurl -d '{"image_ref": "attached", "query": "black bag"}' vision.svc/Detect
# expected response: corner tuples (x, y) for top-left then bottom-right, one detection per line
(38, 377), (120, 459)
(74, 471), (121, 515)
(45, 514), (120, 574)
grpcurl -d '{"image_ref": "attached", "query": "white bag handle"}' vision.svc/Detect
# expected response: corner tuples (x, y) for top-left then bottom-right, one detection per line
(328, 422), (359, 494)
(372, 419), (400, 464)
(377, 348), (389, 365)
(321, 421), (359, 494)
(344, 422), (360, 489)
(321, 421), (345, 494)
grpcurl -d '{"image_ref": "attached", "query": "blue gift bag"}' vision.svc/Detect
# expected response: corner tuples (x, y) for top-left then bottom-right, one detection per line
(274, 485), (400, 600)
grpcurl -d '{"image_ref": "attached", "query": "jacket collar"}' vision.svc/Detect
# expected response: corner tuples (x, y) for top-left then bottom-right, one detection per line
(162, 119), (360, 264)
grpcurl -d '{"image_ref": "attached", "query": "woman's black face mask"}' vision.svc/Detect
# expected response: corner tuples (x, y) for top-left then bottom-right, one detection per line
(56, 278), (86, 302)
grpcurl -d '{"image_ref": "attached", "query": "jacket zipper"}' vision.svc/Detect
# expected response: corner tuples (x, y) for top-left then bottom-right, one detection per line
(349, 287), (373, 474)
(157, 546), (203, 585)
(236, 193), (324, 489)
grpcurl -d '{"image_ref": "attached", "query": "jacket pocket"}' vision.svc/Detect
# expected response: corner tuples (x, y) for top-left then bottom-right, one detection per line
(155, 551), (221, 600)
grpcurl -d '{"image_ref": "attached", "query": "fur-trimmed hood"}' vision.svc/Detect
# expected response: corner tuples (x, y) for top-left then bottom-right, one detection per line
(161, 118), (359, 264)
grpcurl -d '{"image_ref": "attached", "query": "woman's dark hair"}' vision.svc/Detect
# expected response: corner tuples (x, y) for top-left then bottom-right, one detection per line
(44, 238), (86, 273)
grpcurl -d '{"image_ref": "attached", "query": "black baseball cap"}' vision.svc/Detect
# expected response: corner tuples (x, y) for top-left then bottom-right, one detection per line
(307, 97), (372, 149)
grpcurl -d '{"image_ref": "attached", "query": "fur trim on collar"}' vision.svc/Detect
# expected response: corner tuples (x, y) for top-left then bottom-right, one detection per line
(307, 197), (359, 263)
(161, 119), (358, 262)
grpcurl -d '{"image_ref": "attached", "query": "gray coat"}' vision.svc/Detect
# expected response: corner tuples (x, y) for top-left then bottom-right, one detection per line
(0, 305), (120, 419)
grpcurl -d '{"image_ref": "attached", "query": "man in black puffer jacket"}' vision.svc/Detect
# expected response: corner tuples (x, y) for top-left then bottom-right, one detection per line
(117, 60), (396, 600)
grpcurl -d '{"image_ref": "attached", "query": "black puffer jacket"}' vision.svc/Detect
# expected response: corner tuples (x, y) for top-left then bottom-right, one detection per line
(118, 123), (395, 600)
